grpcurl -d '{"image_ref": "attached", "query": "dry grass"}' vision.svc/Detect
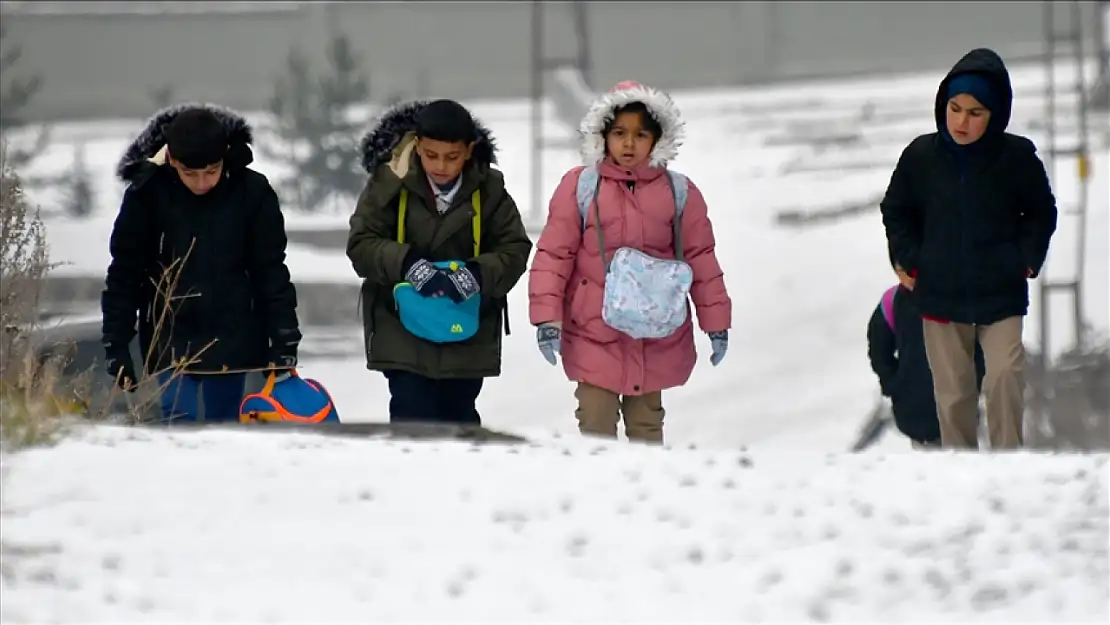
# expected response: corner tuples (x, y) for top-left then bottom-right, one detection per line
(1027, 335), (1110, 451)
(0, 143), (215, 451)
(0, 141), (72, 451)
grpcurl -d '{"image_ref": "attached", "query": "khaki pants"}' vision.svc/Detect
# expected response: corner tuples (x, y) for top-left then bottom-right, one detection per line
(922, 316), (1025, 450)
(574, 382), (665, 444)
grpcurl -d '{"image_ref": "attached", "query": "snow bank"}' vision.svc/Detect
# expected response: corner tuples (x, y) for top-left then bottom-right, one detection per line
(1, 426), (1106, 623)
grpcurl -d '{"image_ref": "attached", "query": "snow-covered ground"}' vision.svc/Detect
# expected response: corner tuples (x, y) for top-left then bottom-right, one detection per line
(1, 426), (1107, 623)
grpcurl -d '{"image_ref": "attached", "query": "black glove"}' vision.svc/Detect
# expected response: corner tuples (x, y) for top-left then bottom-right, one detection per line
(104, 344), (138, 392)
(403, 253), (456, 299)
(267, 328), (300, 371)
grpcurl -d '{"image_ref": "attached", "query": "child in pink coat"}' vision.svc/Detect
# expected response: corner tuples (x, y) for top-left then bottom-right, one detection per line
(527, 80), (732, 444)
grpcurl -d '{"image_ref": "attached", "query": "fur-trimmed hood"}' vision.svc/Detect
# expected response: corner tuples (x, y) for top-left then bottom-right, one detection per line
(116, 102), (254, 183)
(578, 80), (686, 168)
(359, 100), (497, 178)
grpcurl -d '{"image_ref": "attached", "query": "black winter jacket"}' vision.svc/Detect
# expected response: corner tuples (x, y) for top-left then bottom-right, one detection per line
(101, 104), (300, 374)
(879, 48), (1058, 325)
(867, 285), (986, 444)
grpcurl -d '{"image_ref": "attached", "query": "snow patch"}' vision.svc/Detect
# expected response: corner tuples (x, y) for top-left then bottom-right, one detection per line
(0, 426), (1106, 622)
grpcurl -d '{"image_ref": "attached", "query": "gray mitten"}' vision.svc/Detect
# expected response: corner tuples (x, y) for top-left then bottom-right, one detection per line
(536, 323), (562, 366)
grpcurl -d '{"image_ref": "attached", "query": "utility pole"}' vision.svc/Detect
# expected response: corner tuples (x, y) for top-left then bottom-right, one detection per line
(529, 0), (592, 232)
(1038, 0), (1093, 366)
(1090, 0), (1109, 111)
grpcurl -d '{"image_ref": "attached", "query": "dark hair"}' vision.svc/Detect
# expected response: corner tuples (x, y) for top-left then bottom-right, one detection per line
(165, 109), (229, 169)
(415, 99), (477, 145)
(603, 102), (663, 140)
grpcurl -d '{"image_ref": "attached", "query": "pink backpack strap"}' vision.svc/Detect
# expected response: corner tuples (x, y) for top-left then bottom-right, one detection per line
(880, 285), (897, 332)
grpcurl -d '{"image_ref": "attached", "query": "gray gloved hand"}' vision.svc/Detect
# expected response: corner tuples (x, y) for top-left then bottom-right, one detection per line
(536, 322), (562, 366)
(708, 330), (728, 367)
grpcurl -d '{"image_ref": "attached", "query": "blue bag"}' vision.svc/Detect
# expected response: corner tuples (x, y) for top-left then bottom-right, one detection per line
(394, 260), (481, 343)
(239, 370), (340, 423)
(392, 188), (482, 344)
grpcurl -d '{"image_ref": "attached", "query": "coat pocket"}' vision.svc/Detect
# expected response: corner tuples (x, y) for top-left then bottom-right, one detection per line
(979, 242), (1026, 292)
(567, 277), (619, 344)
(913, 244), (937, 294)
(1009, 242), (1028, 278)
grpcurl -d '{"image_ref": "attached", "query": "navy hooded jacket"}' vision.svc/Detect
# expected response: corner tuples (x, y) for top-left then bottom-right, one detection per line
(879, 48), (1059, 325)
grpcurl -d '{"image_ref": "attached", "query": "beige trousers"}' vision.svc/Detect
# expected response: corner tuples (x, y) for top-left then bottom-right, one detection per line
(574, 382), (665, 444)
(922, 316), (1026, 450)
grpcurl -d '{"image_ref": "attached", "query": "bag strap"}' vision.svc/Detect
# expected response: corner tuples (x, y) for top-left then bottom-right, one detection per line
(580, 166), (688, 273)
(589, 173), (607, 272)
(471, 189), (481, 257)
(259, 369), (300, 396)
(397, 188), (408, 244)
(664, 171), (685, 263)
(398, 187), (482, 257)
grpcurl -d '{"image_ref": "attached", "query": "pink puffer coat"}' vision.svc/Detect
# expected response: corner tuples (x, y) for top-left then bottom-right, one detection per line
(528, 155), (731, 395)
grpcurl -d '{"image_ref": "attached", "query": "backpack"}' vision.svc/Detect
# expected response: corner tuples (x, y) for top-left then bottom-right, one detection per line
(879, 285), (897, 332)
(239, 370), (340, 424)
(574, 164), (694, 340)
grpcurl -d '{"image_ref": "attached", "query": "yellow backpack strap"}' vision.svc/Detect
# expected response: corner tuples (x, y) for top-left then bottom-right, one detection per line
(471, 189), (481, 257)
(397, 188), (408, 244)
(397, 187), (479, 254)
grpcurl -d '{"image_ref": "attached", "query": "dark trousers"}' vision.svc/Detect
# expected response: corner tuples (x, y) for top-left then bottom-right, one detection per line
(383, 370), (483, 425)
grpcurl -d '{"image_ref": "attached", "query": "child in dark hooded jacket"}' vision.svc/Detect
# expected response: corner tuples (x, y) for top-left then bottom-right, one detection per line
(879, 48), (1057, 449)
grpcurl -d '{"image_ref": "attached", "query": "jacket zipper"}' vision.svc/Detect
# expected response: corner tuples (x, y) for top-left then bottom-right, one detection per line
(959, 168), (974, 323)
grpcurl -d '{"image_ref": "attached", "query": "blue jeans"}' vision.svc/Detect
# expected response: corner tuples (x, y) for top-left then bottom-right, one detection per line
(157, 372), (247, 423)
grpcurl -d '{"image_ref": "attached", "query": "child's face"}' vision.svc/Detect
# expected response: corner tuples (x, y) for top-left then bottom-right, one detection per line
(168, 155), (224, 196)
(605, 111), (656, 169)
(945, 93), (991, 145)
(416, 137), (475, 185)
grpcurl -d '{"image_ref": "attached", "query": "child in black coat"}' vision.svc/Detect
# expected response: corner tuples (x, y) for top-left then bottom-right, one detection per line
(867, 284), (985, 448)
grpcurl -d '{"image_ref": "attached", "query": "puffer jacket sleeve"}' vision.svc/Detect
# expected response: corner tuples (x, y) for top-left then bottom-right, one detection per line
(101, 185), (156, 350)
(680, 179), (731, 333)
(528, 167), (585, 325)
(468, 171), (533, 299)
(346, 179), (412, 286)
(246, 178), (301, 356)
(1014, 140), (1058, 279)
(880, 141), (923, 273)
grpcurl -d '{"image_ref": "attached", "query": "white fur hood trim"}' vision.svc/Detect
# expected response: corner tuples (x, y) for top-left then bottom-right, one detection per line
(578, 81), (685, 168)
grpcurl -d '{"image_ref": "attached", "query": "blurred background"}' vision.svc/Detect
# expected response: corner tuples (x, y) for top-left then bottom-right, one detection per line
(1, 1), (1107, 450)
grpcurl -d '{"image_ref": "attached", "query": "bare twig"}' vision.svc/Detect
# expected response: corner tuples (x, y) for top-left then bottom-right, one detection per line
(95, 238), (218, 425)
